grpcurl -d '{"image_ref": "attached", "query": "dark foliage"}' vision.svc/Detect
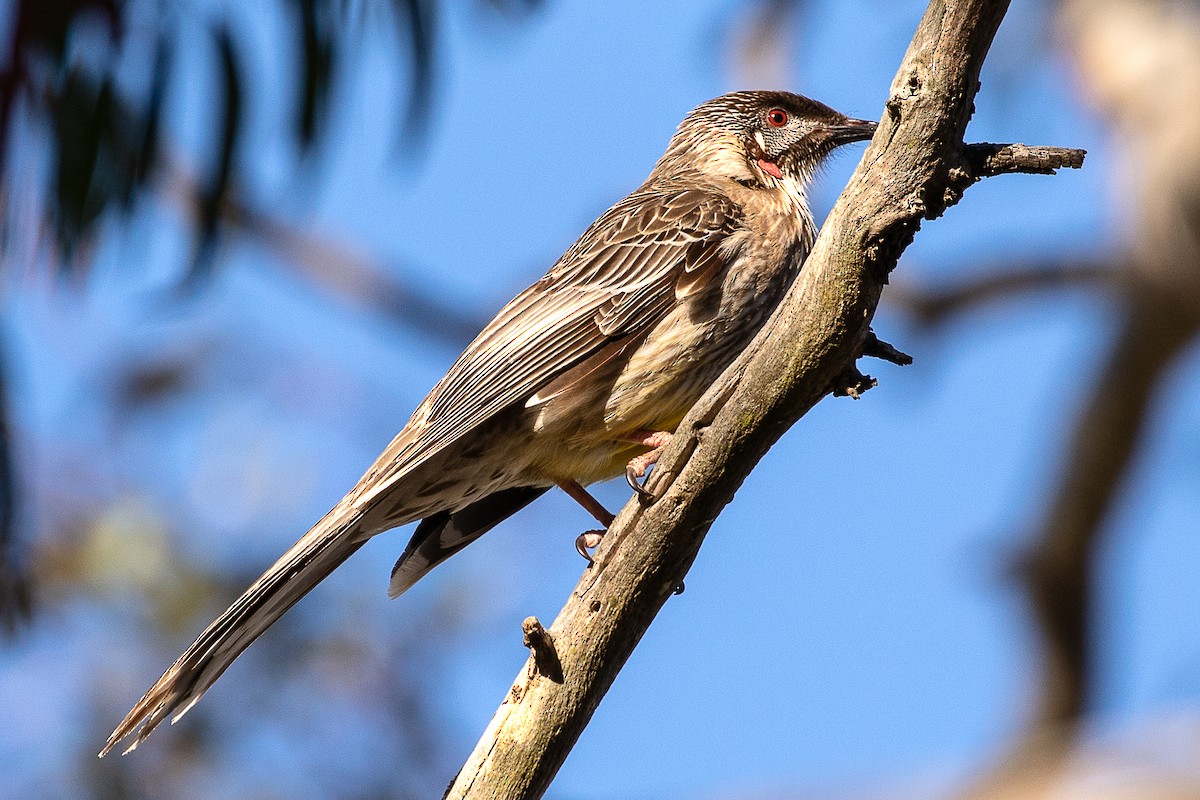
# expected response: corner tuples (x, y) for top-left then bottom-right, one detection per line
(0, 0), (455, 271)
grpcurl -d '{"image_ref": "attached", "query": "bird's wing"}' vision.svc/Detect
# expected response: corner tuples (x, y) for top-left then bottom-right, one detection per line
(351, 185), (741, 507)
(99, 186), (741, 758)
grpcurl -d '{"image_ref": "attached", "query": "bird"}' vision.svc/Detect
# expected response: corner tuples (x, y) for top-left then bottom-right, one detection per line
(101, 90), (876, 756)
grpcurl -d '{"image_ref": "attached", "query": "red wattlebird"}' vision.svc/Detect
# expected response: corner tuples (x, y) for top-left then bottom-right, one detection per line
(102, 91), (876, 756)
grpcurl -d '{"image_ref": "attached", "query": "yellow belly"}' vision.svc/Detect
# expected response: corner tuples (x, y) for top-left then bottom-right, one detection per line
(522, 306), (713, 485)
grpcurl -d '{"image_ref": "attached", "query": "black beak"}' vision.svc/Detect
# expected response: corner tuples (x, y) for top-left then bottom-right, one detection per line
(827, 118), (878, 145)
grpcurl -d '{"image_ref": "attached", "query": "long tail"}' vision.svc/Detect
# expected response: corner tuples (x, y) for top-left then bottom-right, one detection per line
(100, 504), (367, 757)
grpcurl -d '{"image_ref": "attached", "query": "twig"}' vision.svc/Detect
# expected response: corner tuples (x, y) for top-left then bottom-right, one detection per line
(862, 330), (914, 366)
(963, 143), (1087, 176)
(831, 365), (877, 399)
(521, 617), (563, 685)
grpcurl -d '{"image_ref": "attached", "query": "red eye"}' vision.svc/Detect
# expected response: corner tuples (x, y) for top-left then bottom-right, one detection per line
(767, 108), (788, 127)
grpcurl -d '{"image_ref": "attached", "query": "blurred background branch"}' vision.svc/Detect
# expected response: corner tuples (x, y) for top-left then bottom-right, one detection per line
(889, 259), (1115, 324)
(961, 0), (1200, 796)
(156, 153), (490, 342)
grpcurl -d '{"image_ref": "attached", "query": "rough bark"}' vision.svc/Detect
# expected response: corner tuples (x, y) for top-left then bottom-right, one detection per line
(444, 1), (1084, 797)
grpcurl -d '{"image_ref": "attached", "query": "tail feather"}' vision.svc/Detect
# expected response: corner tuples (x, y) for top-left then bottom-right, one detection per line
(100, 505), (366, 757)
(388, 486), (548, 598)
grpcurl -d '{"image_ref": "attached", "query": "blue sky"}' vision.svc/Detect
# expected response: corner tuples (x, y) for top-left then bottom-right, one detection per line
(4, 0), (1200, 798)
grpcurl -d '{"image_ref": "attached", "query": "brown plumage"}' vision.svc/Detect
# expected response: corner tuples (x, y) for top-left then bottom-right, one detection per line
(101, 90), (876, 756)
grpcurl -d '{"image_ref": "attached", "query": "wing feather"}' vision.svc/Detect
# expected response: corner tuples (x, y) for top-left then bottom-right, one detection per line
(352, 183), (740, 504)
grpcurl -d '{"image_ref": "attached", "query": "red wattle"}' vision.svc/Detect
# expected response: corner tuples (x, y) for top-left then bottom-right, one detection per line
(757, 158), (783, 179)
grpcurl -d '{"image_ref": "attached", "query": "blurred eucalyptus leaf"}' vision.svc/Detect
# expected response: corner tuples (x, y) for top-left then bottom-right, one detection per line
(0, 0), (544, 275)
(187, 23), (244, 284)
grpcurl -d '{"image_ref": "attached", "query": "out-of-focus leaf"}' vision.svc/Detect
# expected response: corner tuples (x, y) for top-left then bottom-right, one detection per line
(131, 24), (172, 196)
(32, 2), (153, 261)
(393, 0), (437, 146)
(294, 0), (338, 154)
(188, 23), (244, 284)
(48, 65), (159, 262)
(18, 0), (121, 67)
(4, 0), (551, 271)
(0, 0), (124, 167)
(50, 70), (109, 261)
(0, 343), (32, 636)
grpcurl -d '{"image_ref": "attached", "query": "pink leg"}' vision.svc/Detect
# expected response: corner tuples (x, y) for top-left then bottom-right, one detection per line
(557, 480), (613, 565)
(622, 430), (673, 450)
(557, 479), (614, 526)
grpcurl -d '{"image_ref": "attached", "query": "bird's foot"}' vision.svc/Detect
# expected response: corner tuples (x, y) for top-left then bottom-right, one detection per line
(623, 430), (673, 501)
(575, 530), (605, 565)
(558, 481), (615, 566)
(625, 460), (658, 500)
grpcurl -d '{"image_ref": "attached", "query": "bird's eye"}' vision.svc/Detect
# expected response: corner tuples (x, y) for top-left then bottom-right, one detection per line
(766, 108), (789, 127)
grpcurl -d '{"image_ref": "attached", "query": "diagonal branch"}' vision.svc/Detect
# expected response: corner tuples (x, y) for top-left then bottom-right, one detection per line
(227, 198), (491, 344)
(1023, 294), (1197, 727)
(445, 1), (1084, 797)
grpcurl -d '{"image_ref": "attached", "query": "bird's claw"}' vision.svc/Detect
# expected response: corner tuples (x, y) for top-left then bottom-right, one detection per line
(614, 431), (672, 505)
(625, 464), (655, 501)
(575, 530), (605, 565)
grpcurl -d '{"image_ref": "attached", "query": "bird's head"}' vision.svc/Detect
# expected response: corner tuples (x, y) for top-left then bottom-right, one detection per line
(658, 90), (877, 188)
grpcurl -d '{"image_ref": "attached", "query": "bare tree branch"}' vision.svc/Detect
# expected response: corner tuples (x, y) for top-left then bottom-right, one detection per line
(964, 143), (1086, 176)
(444, 1), (1084, 797)
(157, 157), (491, 344)
(956, 1), (1200, 794)
(229, 198), (491, 344)
(1022, 294), (1196, 731)
(963, 292), (1198, 800)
